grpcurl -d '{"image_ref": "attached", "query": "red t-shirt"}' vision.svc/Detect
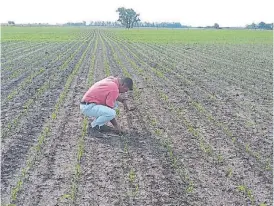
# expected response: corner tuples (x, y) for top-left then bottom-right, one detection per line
(82, 76), (119, 108)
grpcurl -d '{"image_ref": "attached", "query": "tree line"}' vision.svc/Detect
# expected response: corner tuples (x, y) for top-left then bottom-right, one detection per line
(245, 22), (273, 30)
(5, 7), (273, 30)
(63, 21), (188, 28)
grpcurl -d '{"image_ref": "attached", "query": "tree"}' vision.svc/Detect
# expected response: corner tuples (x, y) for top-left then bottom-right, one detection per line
(258, 21), (266, 29)
(258, 21), (272, 30)
(116, 7), (140, 28)
(8, 21), (15, 25)
(250, 23), (256, 29)
(213, 23), (220, 29)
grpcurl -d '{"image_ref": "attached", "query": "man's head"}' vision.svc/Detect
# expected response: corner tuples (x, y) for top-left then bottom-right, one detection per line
(119, 77), (133, 93)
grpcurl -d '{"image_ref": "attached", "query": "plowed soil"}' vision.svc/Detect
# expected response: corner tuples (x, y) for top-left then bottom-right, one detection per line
(1, 29), (273, 206)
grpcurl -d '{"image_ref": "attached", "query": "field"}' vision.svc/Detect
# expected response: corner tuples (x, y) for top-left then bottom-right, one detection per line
(1, 27), (273, 206)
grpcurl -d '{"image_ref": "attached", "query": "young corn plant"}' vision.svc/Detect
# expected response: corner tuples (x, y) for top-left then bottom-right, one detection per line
(107, 41), (197, 194)
(2, 39), (91, 140)
(57, 36), (96, 205)
(11, 126), (50, 202)
(128, 168), (139, 197)
(9, 36), (93, 205)
(226, 167), (233, 178)
(99, 32), (111, 76)
(106, 33), (196, 196)
(121, 39), (269, 172)
(236, 185), (255, 206)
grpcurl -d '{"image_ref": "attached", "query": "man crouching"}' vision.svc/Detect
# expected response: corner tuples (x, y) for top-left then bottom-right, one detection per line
(80, 76), (133, 137)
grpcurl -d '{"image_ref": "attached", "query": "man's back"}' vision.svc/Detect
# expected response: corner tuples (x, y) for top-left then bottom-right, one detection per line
(82, 76), (119, 108)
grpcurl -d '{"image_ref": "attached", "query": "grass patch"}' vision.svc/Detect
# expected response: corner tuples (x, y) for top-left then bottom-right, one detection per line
(114, 28), (273, 44)
(1, 26), (85, 42)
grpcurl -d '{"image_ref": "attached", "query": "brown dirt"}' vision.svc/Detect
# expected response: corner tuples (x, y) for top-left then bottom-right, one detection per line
(1, 29), (273, 206)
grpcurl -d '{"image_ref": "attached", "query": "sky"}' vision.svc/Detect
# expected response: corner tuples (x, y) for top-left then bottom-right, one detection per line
(0, 0), (273, 27)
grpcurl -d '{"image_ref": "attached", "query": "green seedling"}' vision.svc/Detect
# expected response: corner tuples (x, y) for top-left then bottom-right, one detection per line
(60, 194), (72, 200)
(265, 159), (272, 171)
(247, 189), (255, 204)
(7, 123), (12, 129)
(186, 181), (194, 193)
(232, 137), (236, 144)
(160, 92), (168, 101)
(205, 145), (213, 155)
(129, 168), (136, 183)
(8, 38), (92, 204)
(155, 70), (164, 78)
(76, 163), (81, 176)
(224, 128), (233, 137)
(155, 128), (162, 135)
(124, 143), (128, 153)
(51, 112), (57, 120)
(245, 144), (250, 153)
(192, 101), (205, 113)
(217, 154), (224, 164)
(237, 185), (247, 193)
(171, 156), (178, 169)
(150, 118), (157, 126)
(226, 168), (233, 178)
(132, 184), (139, 196)
(115, 108), (120, 116)
(254, 152), (261, 161)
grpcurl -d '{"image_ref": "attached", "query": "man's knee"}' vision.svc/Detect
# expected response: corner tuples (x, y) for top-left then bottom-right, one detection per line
(106, 109), (116, 119)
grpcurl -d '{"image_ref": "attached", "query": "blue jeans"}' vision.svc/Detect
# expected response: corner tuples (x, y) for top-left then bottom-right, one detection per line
(80, 102), (118, 128)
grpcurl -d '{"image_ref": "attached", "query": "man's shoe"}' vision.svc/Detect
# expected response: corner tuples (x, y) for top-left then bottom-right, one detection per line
(88, 125), (105, 138)
(99, 125), (115, 132)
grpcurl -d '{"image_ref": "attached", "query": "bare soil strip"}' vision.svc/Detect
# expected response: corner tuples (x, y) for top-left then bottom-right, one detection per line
(13, 36), (96, 206)
(1, 36), (93, 204)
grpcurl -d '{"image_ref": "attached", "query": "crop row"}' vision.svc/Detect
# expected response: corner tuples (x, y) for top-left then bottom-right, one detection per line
(106, 33), (273, 165)
(124, 40), (272, 131)
(150, 43), (272, 101)
(137, 38), (270, 171)
(1, 34), (95, 143)
(151, 42), (271, 83)
(2, 31), (92, 81)
(1, 42), (69, 84)
(183, 43), (273, 69)
(103, 33), (194, 199)
(107, 33), (272, 113)
(1, 41), (80, 111)
(2, 43), (52, 70)
(107, 33), (272, 118)
(133, 41), (272, 117)
(102, 31), (269, 205)
(2, 42), (47, 63)
(7, 35), (95, 205)
(2, 30), (92, 75)
(57, 30), (99, 205)
(100, 30), (141, 200)
(1, 41), (26, 51)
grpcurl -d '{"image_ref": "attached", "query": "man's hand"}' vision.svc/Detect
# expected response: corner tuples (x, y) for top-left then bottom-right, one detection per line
(117, 96), (129, 112)
(110, 118), (124, 135)
(114, 125), (124, 135)
(122, 100), (129, 112)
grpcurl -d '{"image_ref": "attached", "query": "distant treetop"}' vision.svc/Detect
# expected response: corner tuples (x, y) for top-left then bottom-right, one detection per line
(116, 7), (140, 29)
(246, 22), (273, 30)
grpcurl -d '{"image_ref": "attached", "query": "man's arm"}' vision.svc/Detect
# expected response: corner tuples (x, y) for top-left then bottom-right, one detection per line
(116, 95), (126, 103)
(116, 95), (129, 111)
(110, 118), (122, 134)
(106, 92), (123, 134)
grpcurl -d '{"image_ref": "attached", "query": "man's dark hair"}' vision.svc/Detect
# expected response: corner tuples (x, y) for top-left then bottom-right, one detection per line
(122, 77), (133, 90)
